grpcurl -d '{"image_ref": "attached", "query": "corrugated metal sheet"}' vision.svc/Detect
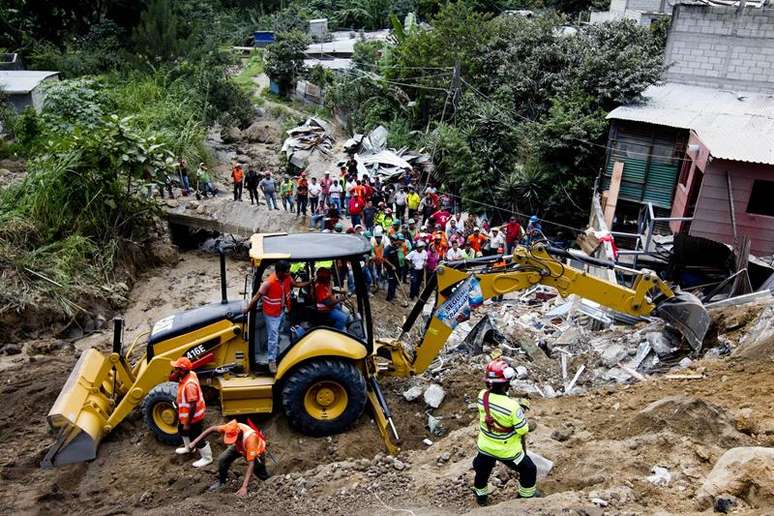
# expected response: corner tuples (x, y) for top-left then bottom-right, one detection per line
(608, 82), (774, 165)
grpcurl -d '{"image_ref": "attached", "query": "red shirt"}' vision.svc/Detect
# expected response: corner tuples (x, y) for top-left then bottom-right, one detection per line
(467, 234), (487, 253)
(349, 195), (364, 215)
(505, 222), (522, 244)
(315, 283), (334, 311)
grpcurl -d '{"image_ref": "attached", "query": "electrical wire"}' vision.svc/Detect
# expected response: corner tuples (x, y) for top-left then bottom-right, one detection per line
(458, 77), (694, 164)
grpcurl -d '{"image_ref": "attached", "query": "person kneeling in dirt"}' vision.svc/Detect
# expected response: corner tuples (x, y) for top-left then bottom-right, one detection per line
(472, 359), (538, 506)
(170, 357), (212, 468)
(188, 419), (270, 497)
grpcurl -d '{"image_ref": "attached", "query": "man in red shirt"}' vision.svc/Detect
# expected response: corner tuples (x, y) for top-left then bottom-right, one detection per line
(504, 216), (524, 254)
(349, 193), (365, 227)
(189, 419), (269, 497)
(314, 268), (349, 330)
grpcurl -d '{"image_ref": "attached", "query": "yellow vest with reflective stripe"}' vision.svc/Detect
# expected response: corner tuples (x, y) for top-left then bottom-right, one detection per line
(476, 389), (529, 461)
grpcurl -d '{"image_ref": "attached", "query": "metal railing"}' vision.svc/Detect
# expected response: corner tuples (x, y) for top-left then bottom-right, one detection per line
(612, 203), (693, 266)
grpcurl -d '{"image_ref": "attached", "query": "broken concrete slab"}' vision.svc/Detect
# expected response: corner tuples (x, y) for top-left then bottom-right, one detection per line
(646, 331), (676, 357)
(601, 343), (627, 368)
(402, 385), (424, 402)
(423, 384), (446, 408)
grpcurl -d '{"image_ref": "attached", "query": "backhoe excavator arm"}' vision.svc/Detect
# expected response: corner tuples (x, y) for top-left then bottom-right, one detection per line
(374, 244), (709, 377)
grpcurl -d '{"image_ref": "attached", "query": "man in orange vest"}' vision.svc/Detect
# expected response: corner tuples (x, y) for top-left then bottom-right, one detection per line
(188, 419), (269, 497)
(231, 161), (244, 201)
(170, 357), (212, 468)
(243, 261), (309, 373)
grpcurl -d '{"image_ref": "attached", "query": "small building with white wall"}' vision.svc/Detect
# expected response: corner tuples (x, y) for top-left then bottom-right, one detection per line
(0, 70), (60, 113)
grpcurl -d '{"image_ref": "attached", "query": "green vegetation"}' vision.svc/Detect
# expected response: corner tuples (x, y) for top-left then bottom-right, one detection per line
(327, 3), (665, 224)
(233, 50), (266, 94)
(0, 0), (257, 320)
(264, 31), (311, 95)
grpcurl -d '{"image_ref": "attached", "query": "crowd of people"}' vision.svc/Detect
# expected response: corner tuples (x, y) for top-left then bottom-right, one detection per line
(282, 158), (550, 303)
(156, 157), (550, 305)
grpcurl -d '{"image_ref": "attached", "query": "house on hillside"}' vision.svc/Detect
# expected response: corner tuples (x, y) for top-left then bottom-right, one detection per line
(607, 83), (774, 256)
(598, 4), (774, 256)
(0, 70), (59, 113)
(0, 53), (23, 71)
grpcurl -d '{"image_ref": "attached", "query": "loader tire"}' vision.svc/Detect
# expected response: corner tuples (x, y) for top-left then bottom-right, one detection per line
(281, 359), (367, 436)
(141, 382), (182, 445)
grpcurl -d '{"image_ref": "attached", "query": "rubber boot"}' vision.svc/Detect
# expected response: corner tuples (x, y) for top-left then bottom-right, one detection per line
(473, 485), (494, 507)
(175, 436), (191, 455)
(192, 443), (213, 468)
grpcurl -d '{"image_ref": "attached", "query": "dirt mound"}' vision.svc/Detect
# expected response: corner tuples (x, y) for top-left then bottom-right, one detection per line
(623, 395), (748, 446)
(698, 446), (774, 511)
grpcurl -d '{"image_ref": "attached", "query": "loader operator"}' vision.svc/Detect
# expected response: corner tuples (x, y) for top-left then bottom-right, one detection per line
(314, 267), (349, 330)
(170, 357), (212, 468)
(243, 260), (309, 373)
(188, 419), (269, 497)
(473, 359), (538, 506)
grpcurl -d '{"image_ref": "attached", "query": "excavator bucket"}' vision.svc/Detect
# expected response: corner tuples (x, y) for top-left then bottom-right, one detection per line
(653, 291), (711, 352)
(41, 348), (115, 468)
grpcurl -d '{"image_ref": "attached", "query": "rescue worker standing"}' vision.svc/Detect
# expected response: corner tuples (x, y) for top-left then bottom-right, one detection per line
(188, 419), (270, 497)
(473, 359), (538, 506)
(170, 357), (212, 468)
(243, 261), (309, 373)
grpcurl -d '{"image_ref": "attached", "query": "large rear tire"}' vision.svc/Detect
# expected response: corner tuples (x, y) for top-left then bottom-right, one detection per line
(281, 359), (367, 436)
(141, 382), (181, 445)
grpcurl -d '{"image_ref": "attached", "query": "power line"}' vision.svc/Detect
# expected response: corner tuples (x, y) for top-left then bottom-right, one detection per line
(458, 77), (694, 164)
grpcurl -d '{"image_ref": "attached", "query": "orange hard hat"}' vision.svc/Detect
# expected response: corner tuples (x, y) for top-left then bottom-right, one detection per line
(223, 419), (241, 444)
(170, 356), (193, 370)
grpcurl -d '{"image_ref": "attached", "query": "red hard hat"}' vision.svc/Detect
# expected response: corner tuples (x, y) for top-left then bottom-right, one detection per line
(484, 359), (515, 383)
(170, 356), (193, 370)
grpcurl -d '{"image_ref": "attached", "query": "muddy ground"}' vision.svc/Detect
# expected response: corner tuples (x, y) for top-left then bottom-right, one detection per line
(3, 91), (774, 514)
(1, 238), (774, 515)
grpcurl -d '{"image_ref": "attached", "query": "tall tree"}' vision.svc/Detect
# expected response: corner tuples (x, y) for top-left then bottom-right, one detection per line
(264, 30), (311, 94)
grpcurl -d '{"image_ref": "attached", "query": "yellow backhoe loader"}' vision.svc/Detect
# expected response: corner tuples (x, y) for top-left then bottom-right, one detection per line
(43, 233), (710, 467)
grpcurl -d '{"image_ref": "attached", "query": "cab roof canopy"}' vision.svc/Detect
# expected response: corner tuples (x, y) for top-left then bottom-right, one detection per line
(249, 233), (371, 262)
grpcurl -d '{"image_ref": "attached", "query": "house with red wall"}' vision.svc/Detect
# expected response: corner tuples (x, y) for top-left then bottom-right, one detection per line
(599, 4), (774, 257)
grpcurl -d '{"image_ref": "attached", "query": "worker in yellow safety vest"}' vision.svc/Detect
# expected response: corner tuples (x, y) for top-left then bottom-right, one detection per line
(473, 358), (538, 506)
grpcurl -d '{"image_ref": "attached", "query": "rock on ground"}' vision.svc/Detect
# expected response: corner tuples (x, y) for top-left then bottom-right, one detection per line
(697, 446), (774, 510)
(424, 384), (446, 409)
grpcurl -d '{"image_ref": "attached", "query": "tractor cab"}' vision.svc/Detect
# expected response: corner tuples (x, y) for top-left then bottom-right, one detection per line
(246, 233), (374, 372)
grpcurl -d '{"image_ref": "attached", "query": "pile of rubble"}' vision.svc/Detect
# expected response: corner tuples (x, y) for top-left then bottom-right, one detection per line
(343, 125), (433, 181)
(280, 117), (335, 169)
(413, 285), (774, 401)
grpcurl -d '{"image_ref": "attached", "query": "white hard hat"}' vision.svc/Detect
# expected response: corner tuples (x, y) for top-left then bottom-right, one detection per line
(373, 226), (384, 237)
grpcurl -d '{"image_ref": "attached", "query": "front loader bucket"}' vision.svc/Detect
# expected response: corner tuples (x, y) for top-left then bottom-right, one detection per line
(653, 291), (710, 353)
(42, 348), (114, 468)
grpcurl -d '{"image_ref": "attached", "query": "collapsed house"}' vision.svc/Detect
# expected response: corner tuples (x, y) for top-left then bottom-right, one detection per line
(281, 119), (433, 181)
